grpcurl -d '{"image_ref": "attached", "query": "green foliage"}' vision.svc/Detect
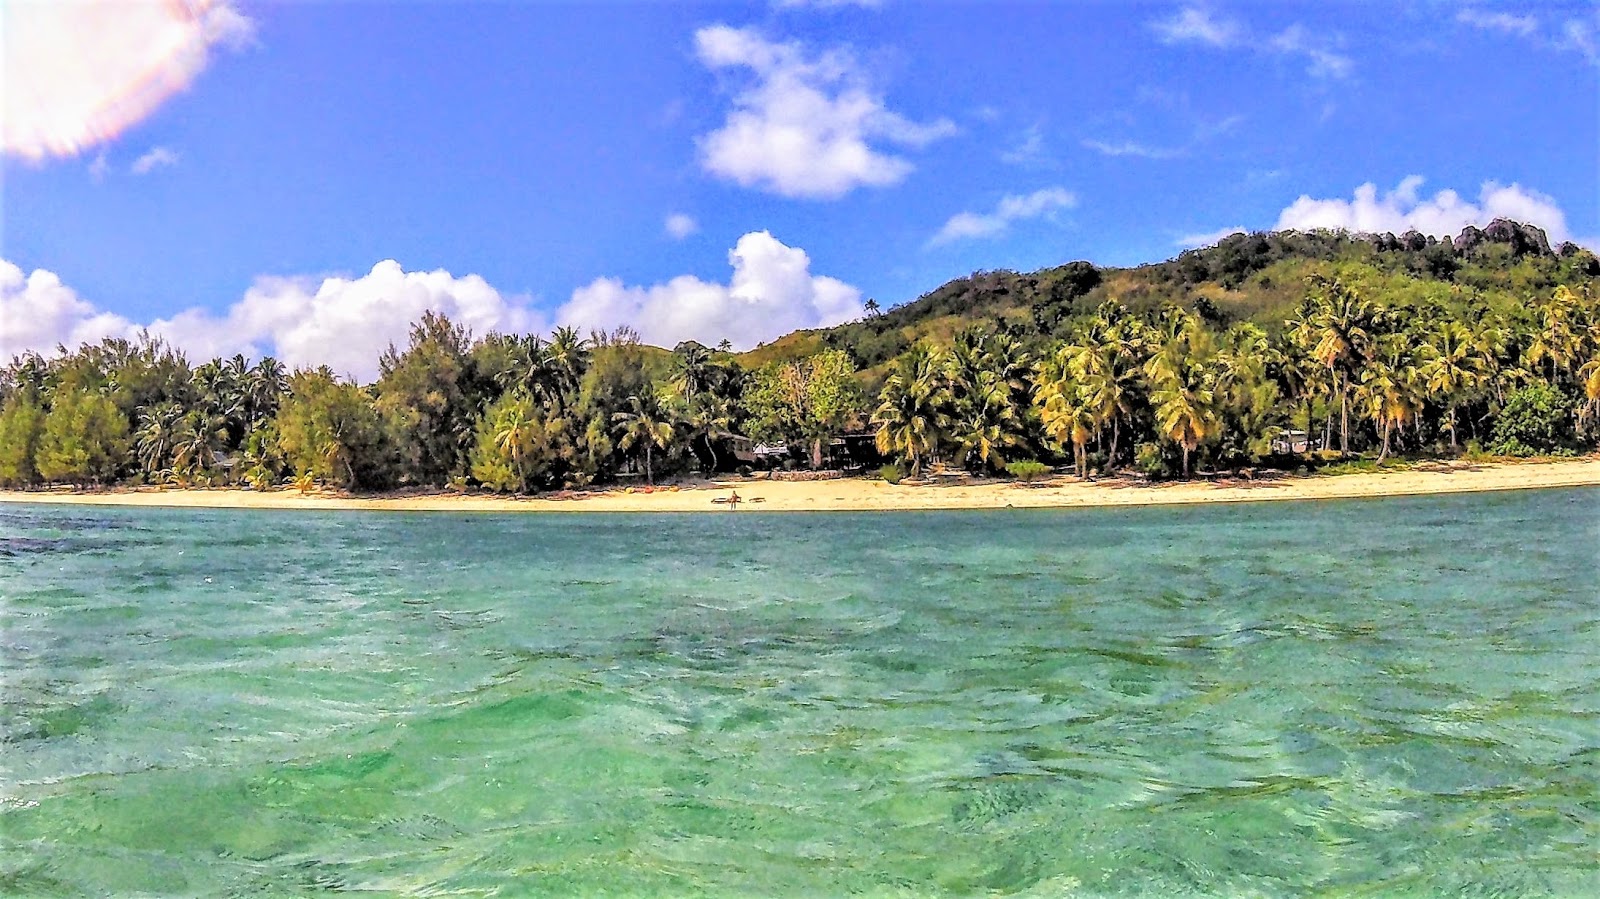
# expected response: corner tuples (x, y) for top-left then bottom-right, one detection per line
(35, 388), (130, 485)
(1134, 442), (1171, 480)
(275, 369), (387, 489)
(878, 463), (904, 484)
(1005, 460), (1051, 482)
(1490, 384), (1572, 454)
(470, 391), (580, 493)
(747, 349), (864, 467)
(0, 395), (45, 487)
(375, 312), (480, 485)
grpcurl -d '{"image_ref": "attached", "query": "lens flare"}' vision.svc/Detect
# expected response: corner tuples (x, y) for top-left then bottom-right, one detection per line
(2, 0), (253, 161)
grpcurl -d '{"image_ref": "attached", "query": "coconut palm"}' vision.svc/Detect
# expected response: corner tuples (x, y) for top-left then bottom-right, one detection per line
(134, 402), (185, 480)
(1035, 353), (1095, 478)
(872, 345), (948, 477)
(1306, 276), (1377, 454)
(1358, 337), (1423, 463)
(1417, 321), (1485, 451)
(611, 393), (675, 485)
(952, 369), (1025, 471)
(1143, 320), (1222, 477)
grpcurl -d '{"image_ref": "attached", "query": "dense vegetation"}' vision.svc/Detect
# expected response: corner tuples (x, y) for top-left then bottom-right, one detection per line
(2, 220), (1597, 492)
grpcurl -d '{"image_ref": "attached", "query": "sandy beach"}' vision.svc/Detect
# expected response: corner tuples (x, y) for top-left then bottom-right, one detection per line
(1, 457), (1597, 514)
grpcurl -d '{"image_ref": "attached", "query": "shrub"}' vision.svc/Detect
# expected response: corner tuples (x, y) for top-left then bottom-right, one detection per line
(878, 463), (904, 484)
(1006, 460), (1051, 482)
(1135, 442), (1171, 479)
(1490, 384), (1573, 455)
(1462, 439), (1492, 463)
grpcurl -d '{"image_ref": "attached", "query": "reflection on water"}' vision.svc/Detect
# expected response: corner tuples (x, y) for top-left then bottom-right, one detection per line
(2, 490), (1597, 896)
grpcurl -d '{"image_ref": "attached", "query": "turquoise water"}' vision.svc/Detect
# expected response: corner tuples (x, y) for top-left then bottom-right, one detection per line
(2, 490), (1597, 897)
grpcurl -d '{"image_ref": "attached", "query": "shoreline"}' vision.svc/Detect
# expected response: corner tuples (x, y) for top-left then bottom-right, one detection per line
(1, 457), (1597, 514)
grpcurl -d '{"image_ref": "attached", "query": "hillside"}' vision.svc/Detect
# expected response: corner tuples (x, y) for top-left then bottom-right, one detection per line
(738, 219), (1600, 378)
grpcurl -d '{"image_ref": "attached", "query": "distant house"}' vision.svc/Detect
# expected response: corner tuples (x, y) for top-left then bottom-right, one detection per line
(1270, 430), (1317, 454)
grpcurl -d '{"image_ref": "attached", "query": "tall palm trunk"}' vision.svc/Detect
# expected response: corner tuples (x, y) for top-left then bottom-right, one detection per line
(1377, 421), (1391, 463)
(644, 445), (654, 485)
(1339, 370), (1350, 454)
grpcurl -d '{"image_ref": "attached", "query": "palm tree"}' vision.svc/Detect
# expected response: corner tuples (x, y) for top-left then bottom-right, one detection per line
(494, 393), (542, 493)
(247, 357), (288, 431)
(134, 402), (184, 480)
(546, 326), (591, 408)
(681, 392), (738, 474)
(952, 369), (1024, 471)
(1417, 321), (1484, 451)
(1035, 353), (1095, 478)
(1306, 276), (1376, 454)
(611, 394), (675, 485)
(1143, 319), (1221, 477)
(1358, 337), (1422, 463)
(872, 345), (947, 477)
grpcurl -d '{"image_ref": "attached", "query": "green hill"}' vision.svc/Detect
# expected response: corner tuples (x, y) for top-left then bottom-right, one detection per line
(740, 219), (1600, 379)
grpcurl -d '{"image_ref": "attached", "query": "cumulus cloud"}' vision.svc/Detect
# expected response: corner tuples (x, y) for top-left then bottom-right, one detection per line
(1149, 6), (1351, 79)
(1273, 177), (1586, 245)
(130, 146), (179, 175)
(694, 24), (956, 198)
(664, 213), (699, 240)
(559, 231), (862, 349)
(3, 0), (254, 161)
(1, 259), (547, 382)
(0, 261), (138, 359)
(929, 187), (1077, 246)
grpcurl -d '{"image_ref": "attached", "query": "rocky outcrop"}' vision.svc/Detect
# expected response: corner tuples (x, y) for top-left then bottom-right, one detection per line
(1454, 219), (1552, 258)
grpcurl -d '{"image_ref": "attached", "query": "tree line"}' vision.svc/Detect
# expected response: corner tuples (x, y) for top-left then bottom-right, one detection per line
(1, 277), (1596, 493)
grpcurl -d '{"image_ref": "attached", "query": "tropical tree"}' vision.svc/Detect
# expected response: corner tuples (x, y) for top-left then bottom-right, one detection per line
(611, 393), (676, 485)
(276, 368), (387, 489)
(35, 387), (130, 485)
(0, 394), (45, 487)
(1417, 321), (1486, 451)
(872, 344), (948, 477)
(1305, 275), (1377, 453)
(1143, 315), (1222, 476)
(1035, 352), (1096, 478)
(1358, 336), (1423, 463)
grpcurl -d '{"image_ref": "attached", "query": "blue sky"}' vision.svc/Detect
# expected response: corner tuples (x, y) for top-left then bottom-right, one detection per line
(3, 0), (1597, 377)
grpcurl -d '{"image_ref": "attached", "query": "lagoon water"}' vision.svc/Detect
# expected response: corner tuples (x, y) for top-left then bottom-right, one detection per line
(2, 490), (1597, 897)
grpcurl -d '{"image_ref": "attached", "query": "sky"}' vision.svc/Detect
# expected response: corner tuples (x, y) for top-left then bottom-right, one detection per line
(3, 0), (1598, 379)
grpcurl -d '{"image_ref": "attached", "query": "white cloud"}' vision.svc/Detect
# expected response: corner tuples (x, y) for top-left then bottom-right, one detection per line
(559, 231), (862, 349)
(1560, 17), (1599, 65)
(88, 152), (110, 182)
(1, 259), (547, 382)
(1456, 8), (1538, 38)
(1000, 123), (1051, 167)
(1081, 138), (1184, 160)
(664, 213), (699, 240)
(130, 146), (179, 175)
(0, 261), (138, 359)
(1271, 177), (1587, 247)
(1267, 25), (1352, 80)
(1151, 7), (1241, 47)
(1176, 226), (1247, 249)
(1149, 6), (1351, 79)
(2, 0), (254, 161)
(694, 24), (956, 198)
(3, 234), (863, 372)
(929, 187), (1077, 246)
(1453, 7), (1597, 66)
